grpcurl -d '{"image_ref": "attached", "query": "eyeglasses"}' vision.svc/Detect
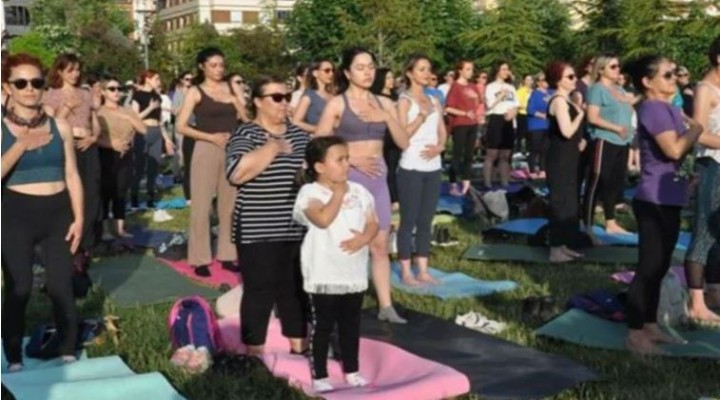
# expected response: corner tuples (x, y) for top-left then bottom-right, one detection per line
(261, 93), (292, 103)
(607, 64), (620, 70)
(9, 78), (45, 90)
(564, 74), (576, 81)
(105, 86), (122, 92)
(662, 71), (677, 80)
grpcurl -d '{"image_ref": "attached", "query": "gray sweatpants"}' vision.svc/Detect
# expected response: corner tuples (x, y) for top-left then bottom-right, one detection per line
(396, 168), (442, 259)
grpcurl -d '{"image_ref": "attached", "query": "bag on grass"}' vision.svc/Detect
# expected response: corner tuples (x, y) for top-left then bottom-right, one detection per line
(168, 296), (224, 355)
(25, 319), (105, 360)
(566, 289), (626, 322)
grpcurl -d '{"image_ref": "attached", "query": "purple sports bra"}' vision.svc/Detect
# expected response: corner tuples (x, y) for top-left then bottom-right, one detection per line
(335, 94), (387, 142)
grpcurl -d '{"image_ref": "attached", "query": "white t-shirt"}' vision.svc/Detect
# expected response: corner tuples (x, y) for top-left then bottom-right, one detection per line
(399, 93), (442, 172)
(161, 94), (172, 125)
(293, 182), (374, 294)
(485, 81), (519, 116)
(438, 83), (451, 99)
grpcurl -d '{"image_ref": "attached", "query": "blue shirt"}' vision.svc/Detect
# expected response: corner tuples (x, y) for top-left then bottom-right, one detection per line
(587, 83), (634, 145)
(424, 87), (445, 107)
(527, 89), (554, 132)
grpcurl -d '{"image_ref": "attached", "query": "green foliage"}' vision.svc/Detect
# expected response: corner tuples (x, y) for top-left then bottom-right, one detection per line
(228, 26), (294, 80)
(7, 25), (78, 67)
(29, 0), (134, 36)
(285, 0), (362, 61)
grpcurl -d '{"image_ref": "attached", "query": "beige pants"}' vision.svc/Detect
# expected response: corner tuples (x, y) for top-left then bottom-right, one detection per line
(188, 141), (237, 265)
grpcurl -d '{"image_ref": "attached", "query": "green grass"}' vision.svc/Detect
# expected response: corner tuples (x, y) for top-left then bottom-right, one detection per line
(13, 184), (720, 400)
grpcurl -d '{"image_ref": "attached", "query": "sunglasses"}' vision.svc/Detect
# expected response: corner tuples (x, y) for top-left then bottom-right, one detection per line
(9, 78), (45, 90)
(564, 74), (577, 81)
(662, 70), (677, 80)
(261, 93), (292, 103)
(105, 86), (122, 92)
(607, 64), (620, 70)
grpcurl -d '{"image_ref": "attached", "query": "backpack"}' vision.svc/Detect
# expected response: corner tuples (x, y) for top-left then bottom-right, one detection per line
(566, 289), (627, 322)
(25, 319), (105, 360)
(168, 296), (224, 354)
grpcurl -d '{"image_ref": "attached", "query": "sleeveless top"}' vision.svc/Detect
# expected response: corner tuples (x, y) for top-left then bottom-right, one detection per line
(194, 86), (238, 134)
(132, 89), (162, 121)
(335, 94), (386, 142)
(97, 107), (135, 143)
(696, 82), (720, 163)
(43, 88), (93, 130)
(2, 119), (65, 185)
(547, 96), (582, 152)
(303, 89), (327, 125)
(398, 93), (442, 172)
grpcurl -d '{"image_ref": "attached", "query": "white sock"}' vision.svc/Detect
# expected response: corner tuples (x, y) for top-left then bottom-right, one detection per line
(312, 378), (334, 393)
(345, 372), (368, 387)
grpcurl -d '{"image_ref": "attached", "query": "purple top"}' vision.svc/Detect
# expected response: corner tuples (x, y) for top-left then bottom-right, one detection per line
(635, 100), (688, 207)
(335, 94), (387, 142)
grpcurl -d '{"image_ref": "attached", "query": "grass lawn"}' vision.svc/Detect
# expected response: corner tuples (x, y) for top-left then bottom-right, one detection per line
(12, 183), (720, 400)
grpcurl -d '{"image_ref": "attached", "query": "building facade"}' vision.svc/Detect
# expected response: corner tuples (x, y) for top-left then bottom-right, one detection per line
(2, 0), (32, 39)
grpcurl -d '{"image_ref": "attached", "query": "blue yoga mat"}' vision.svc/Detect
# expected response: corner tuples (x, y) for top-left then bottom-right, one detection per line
(436, 195), (464, 216)
(127, 197), (187, 211)
(389, 262), (518, 299)
(156, 175), (176, 190)
(126, 226), (176, 248)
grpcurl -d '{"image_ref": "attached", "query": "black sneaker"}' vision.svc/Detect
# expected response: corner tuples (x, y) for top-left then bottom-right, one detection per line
(130, 197), (140, 210)
(194, 265), (211, 277)
(221, 261), (240, 273)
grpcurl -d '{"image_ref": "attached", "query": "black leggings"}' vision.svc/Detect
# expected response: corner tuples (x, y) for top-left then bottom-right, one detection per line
(583, 139), (628, 226)
(627, 200), (681, 330)
(75, 144), (101, 252)
(1, 190), (78, 364)
(100, 147), (132, 220)
(384, 135), (401, 204)
(450, 124), (478, 182)
(547, 145), (580, 247)
(515, 114), (528, 154)
(238, 241), (307, 346)
(308, 292), (364, 379)
(131, 127), (163, 203)
(527, 131), (548, 172)
(182, 136), (195, 201)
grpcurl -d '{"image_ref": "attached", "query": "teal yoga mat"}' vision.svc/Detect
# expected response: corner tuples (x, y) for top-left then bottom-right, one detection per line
(390, 262), (518, 299)
(462, 244), (685, 265)
(536, 309), (720, 358)
(89, 255), (220, 307)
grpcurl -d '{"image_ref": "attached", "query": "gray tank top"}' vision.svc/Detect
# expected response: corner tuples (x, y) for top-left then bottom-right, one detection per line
(303, 89), (327, 125)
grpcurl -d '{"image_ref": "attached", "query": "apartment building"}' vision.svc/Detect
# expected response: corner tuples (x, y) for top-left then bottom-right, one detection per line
(2, 0), (32, 38)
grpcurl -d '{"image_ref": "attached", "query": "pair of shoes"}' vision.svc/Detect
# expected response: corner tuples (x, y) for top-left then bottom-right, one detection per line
(522, 295), (556, 320)
(455, 311), (507, 334)
(431, 225), (459, 247)
(221, 261), (240, 273)
(171, 345), (212, 374)
(153, 209), (173, 222)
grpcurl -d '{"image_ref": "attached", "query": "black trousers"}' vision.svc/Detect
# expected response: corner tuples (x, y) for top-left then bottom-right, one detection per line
(182, 137), (195, 201)
(547, 144), (580, 247)
(1, 190), (78, 363)
(131, 127), (163, 204)
(99, 147), (133, 220)
(308, 292), (364, 379)
(237, 241), (307, 346)
(528, 131), (548, 172)
(627, 200), (681, 329)
(450, 124), (478, 182)
(582, 139), (629, 226)
(515, 114), (529, 154)
(75, 144), (101, 252)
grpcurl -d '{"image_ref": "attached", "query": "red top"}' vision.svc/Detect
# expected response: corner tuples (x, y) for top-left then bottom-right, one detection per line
(446, 81), (481, 129)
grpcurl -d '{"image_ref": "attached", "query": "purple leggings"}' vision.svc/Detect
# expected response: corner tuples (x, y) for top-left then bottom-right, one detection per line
(348, 161), (392, 231)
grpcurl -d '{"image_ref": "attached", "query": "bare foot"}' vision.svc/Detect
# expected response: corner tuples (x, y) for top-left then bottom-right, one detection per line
(687, 307), (720, 324)
(117, 230), (133, 238)
(417, 273), (440, 285)
(549, 248), (574, 263)
(626, 333), (666, 355)
(402, 274), (421, 286)
(643, 324), (687, 345)
(562, 246), (584, 258)
(461, 180), (471, 195)
(449, 184), (462, 197)
(605, 221), (630, 234)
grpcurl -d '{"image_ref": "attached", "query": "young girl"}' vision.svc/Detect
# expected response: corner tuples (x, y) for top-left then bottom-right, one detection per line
(293, 136), (379, 392)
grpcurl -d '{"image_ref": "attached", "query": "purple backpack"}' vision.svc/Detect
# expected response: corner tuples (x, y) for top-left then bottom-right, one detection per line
(168, 296), (224, 354)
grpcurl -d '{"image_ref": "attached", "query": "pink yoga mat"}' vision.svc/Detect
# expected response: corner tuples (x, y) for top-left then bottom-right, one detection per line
(218, 317), (470, 400)
(611, 266), (687, 287)
(160, 259), (241, 288)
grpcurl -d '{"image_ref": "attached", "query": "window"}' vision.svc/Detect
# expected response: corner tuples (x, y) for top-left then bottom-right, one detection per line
(4, 6), (31, 26)
(243, 11), (259, 24)
(211, 10), (230, 23)
(230, 11), (242, 23)
(276, 10), (290, 22)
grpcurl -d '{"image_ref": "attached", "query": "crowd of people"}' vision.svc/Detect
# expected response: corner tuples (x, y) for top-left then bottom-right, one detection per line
(1, 35), (719, 389)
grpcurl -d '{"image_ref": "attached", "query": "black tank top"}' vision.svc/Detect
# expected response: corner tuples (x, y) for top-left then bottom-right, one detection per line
(132, 90), (162, 121)
(194, 86), (238, 134)
(548, 96), (582, 147)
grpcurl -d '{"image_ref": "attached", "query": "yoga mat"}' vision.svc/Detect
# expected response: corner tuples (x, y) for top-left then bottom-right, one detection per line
(436, 195), (464, 216)
(89, 255), (220, 306)
(537, 309), (720, 358)
(160, 259), (241, 289)
(126, 226), (176, 249)
(389, 262), (518, 299)
(1, 355), (184, 400)
(218, 316), (471, 400)
(462, 244), (686, 265)
(361, 308), (598, 399)
(127, 197), (187, 211)
(611, 266), (688, 287)
(1, 339), (88, 373)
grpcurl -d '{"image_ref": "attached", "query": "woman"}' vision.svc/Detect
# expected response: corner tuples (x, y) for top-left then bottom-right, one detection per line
(625, 55), (703, 354)
(583, 55), (634, 237)
(445, 60), (481, 195)
(292, 59), (335, 134)
(371, 68), (401, 210)
(484, 61), (519, 189)
(43, 53), (99, 270)
(290, 63), (310, 113)
(172, 71), (194, 203)
(316, 47), (409, 323)
(226, 76), (309, 355)
(97, 78), (147, 238)
(526, 72), (552, 178)
(2, 53), (84, 371)
(225, 73), (250, 124)
(130, 70), (174, 209)
(396, 55), (446, 285)
(516, 74), (534, 156)
(545, 62), (586, 263)
(685, 36), (720, 326)
(177, 48), (242, 277)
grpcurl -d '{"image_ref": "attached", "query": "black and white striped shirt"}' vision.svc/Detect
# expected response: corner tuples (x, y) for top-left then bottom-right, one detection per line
(226, 122), (309, 244)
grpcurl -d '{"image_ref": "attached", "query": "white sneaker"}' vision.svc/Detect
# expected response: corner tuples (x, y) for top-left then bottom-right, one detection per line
(312, 378), (334, 393)
(345, 372), (368, 387)
(153, 209), (173, 222)
(455, 311), (507, 334)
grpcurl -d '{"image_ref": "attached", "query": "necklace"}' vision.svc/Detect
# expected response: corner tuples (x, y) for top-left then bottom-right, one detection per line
(5, 108), (48, 128)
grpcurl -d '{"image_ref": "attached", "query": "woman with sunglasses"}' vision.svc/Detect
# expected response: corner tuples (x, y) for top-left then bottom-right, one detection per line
(292, 60), (335, 134)
(43, 53), (100, 271)
(316, 47), (409, 324)
(684, 36), (720, 328)
(226, 76), (309, 355)
(97, 78), (147, 239)
(2, 53), (84, 371)
(172, 71), (195, 203)
(177, 47), (243, 277)
(624, 55), (703, 354)
(545, 62), (586, 263)
(582, 55), (635, 239)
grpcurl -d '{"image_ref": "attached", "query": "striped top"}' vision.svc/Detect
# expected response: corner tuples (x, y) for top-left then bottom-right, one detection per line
(226, 122), (309, 244)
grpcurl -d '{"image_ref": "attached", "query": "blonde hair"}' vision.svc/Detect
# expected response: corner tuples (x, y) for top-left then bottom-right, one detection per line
(591, 55), (618, 82)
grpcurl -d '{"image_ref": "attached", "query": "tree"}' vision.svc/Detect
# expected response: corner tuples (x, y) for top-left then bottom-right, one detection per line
(573, 0), (624, 55)
(228, 26), (294, 80)
(8, 25), (77, 67)
(285, 0), (363, 61)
